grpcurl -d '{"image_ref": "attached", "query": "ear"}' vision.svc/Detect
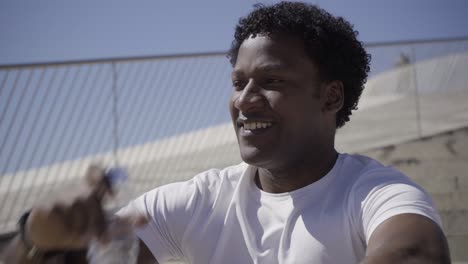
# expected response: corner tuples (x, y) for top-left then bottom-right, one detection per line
(321, 80), (344, 114)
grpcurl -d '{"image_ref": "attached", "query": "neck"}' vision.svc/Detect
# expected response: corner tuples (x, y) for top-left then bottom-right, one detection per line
(255, 148), (338, 193)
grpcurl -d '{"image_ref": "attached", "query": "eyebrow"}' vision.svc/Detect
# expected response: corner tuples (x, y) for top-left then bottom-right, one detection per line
(258, 63), (286, 72)
(232, 63), (288, 77)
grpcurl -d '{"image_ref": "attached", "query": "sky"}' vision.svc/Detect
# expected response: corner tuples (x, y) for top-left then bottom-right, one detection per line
(1, 0), (468, 65)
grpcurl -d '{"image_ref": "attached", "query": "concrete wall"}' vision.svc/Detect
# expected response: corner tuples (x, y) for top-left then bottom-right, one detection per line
(361, 127), (468, 262)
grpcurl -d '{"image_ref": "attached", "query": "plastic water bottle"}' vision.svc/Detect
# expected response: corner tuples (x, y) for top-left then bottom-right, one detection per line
(87, 167), (140, 264)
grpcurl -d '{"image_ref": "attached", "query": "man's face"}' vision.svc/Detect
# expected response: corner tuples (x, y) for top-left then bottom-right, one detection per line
(230, 34), (327, 169)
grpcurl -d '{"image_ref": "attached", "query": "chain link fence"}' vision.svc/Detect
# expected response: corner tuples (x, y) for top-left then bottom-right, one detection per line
(1, 37), (467, 235)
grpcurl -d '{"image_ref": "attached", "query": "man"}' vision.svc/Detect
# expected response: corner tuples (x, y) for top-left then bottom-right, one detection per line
(1, 2), (450, 263)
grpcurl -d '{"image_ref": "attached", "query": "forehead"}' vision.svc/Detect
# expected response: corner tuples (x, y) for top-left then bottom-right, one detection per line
(233, 34), (317, 75)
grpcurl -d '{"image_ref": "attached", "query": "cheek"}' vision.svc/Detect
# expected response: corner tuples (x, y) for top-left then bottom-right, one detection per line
(275, 95), (321, 127)
(267, 91), (309, 116)
(263, 90), (283, 109)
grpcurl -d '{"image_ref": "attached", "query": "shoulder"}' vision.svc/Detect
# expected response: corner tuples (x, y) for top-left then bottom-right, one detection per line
(341, 154), (441, 243)
(187, 162), (249, 207)
(343, 153), (433, 210)
(340, 153), (417, 191)
(123, 163), (248, 215)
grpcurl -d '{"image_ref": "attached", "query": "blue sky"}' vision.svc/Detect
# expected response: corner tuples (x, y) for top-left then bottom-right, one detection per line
(1, 0), (467, 65)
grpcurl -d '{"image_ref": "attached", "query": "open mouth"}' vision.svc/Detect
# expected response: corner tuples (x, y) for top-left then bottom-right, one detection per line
(239, 120), (275, 134)
(243, 121), (272, 130)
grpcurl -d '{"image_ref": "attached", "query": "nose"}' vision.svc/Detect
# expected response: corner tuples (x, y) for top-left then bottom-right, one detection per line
(233, 80), (264, 112)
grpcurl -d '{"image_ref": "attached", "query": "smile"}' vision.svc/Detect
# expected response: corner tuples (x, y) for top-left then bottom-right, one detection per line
(243, 121), (273, 131)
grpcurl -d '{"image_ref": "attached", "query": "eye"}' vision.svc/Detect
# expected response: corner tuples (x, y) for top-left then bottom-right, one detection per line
(267, 78), (283, 83)
(232, 80), (246, 91)
(264, 78), (284, 87)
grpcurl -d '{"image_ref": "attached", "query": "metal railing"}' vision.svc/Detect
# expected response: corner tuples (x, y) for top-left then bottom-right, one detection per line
(0, 36), (467, 234)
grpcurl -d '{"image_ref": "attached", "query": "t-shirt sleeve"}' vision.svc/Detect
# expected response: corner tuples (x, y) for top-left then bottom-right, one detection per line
(350, 167), (442, 245)
(117, 178), (200, 262)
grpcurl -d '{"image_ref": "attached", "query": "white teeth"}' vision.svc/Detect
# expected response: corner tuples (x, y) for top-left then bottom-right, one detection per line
(243, 121), (272, 131)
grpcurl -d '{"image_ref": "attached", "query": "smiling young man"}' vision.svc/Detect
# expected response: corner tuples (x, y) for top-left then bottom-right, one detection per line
(123, 2), (450, 263)
(2, 2), (450, 264)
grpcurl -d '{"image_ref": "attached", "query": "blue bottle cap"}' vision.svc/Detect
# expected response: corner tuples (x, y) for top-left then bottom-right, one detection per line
(105, 167), (128, 186)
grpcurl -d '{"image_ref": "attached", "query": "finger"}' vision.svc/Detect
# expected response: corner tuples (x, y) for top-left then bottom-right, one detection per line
(70, 198), (90, 234)
(66, 198), (106, 249)
(50, 203), (70, 232)
(85, 164), (106, 187)
(85, 165), (113, 201)
(93, 179), (113, 202)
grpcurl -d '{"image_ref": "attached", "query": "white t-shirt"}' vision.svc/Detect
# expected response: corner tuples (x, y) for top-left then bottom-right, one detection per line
(121, 153), (441, 264)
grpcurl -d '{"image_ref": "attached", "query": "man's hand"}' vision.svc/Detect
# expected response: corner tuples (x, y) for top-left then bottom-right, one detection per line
(25, 165), (145, 251)
(1, 165), (153, 264)
(24, 165), (108, 250)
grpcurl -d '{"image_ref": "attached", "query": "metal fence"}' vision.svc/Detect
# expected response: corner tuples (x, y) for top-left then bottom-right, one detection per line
(1, 37), (467, 234)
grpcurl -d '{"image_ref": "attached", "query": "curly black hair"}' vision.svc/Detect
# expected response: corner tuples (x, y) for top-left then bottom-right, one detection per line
(227, 2), (371, 128)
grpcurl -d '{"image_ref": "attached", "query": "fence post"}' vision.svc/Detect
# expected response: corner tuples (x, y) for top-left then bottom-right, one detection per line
(411, 45), (423, 138)
(111, 62), (121, 166)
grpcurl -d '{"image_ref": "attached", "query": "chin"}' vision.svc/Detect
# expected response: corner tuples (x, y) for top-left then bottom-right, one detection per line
(239, 147), (275, 168)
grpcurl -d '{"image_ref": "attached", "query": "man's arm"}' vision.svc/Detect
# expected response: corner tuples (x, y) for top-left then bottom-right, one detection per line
(1, 234), (77, 264)
(0, 165), (154, 264)
(1, 237), (158, 264)
(361, 213), (450, 264)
